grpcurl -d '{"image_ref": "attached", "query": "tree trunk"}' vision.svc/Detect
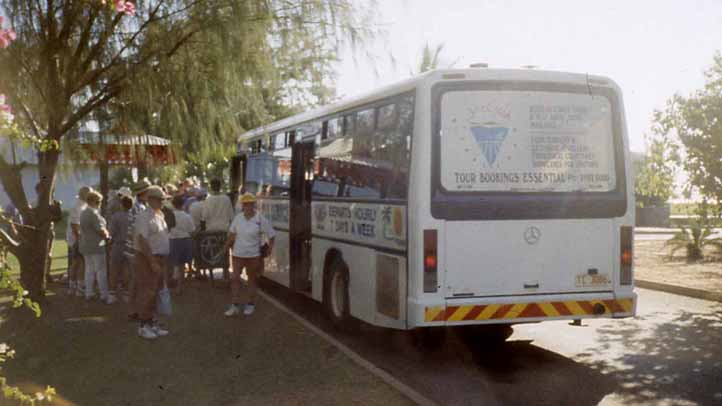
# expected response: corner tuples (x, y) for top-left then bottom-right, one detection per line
(99, 159), (109, 216)
(10, 148), (62, 300)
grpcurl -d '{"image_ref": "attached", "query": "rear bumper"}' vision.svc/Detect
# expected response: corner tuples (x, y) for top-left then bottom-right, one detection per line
(409, 291), (637, 328)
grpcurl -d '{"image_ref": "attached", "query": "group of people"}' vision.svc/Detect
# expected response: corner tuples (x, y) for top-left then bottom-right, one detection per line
(65, 177), (276, 340)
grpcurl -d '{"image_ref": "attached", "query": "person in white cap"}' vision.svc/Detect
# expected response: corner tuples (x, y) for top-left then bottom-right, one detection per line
(133, 185), (171, 339)
(66, 185), (92, 296)
(125, 179), (151, 319)
(79, 190), (112, 303)
(107, 186), (132, 216)
(222, 193), (275, 316)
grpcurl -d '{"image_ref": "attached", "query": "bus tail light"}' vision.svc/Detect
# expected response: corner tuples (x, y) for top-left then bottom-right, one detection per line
(423, 229), (438, 293)
(620, 226), (633, 285)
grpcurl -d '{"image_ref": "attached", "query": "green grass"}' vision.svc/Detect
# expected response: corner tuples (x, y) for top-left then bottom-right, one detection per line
(0, 280), (412, 406)
(6, 216), (69, 278)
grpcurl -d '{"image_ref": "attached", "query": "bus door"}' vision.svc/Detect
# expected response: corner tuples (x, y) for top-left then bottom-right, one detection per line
(289, 140), (314, 292)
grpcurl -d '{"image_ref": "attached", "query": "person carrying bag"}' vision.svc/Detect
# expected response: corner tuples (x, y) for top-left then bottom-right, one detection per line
(222, 193), (275, 317)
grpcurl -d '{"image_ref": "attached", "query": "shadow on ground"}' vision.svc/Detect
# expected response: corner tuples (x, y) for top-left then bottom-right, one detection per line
(0, 280), (413, 406)
(576, 306), (722, 405)
(261, 279), (617, 406)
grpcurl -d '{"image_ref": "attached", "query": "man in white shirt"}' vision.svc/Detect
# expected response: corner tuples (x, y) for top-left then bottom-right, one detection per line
(188, 187), (207, 230)
(66, 186), (91, 296)
(133, 186), (171, 340)
(222, 193), (275, 316)
(201, 178), (233, 232)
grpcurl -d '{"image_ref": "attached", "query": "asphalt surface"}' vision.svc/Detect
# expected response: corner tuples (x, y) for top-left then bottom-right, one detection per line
(262, 283), (722, 406)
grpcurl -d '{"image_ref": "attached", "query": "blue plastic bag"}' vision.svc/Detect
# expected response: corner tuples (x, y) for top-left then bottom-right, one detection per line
(157, 285), (172, 316)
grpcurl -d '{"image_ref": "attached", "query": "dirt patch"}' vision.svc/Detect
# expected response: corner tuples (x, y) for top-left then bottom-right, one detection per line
(635, 240), (722, 294)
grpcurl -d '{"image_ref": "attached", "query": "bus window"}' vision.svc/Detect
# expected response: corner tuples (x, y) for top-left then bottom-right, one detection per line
(272, 133), (286, 150)
(327, 117), (342, 139)
(342, 113), (354, 138)
(312, 177), (340, 197)
(377, 103), (398, 130)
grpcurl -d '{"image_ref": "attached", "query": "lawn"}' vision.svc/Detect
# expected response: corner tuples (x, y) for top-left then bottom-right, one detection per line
(5, 217), (69, 279)
(0, 278), (410, 406)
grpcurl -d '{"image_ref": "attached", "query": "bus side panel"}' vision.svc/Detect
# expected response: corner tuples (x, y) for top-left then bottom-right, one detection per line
(260, 199), (291, 288)
(407, 78), (448, 328)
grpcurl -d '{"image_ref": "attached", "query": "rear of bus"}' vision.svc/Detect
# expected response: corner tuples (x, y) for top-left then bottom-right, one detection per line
(409, 69), (636, 329)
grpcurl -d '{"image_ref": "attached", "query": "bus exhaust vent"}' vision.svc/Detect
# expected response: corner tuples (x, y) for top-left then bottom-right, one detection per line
(469, 62), (488, 68)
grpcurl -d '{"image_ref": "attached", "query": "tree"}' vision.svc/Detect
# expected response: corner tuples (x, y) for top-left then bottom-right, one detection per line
(416, 42), (445, 74)
(634, 134), (679, 207)
(653, 52), (722, 209)
(0, 0), (374, 299)
(110, 0), (364, 174)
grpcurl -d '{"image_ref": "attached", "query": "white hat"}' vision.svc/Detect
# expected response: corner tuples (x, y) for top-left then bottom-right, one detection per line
(117, 186), (132, 197)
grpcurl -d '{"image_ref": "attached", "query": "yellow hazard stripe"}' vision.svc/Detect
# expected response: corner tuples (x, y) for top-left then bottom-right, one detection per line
(425, 307), (444, 322)
(424, 298), (635, 322)
(539, 302), (560, 317)
(563, 300), (586, 315)
(447, 306), (472, 321)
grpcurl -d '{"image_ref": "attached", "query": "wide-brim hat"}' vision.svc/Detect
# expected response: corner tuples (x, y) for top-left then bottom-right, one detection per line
(131, 179), (152, 194)
(145, 185), (171, 200)
(239, 193), (257, 204)
(117, 186), (132, 197)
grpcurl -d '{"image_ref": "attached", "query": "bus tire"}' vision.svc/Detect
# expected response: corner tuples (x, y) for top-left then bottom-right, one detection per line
(323, 258), (354, 330)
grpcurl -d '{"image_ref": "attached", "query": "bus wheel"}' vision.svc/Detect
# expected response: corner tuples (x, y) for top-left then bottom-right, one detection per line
(323, 259), (353, 330)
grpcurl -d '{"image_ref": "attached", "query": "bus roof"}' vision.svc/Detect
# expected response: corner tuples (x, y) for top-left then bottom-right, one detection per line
(236, 68), (616, 143)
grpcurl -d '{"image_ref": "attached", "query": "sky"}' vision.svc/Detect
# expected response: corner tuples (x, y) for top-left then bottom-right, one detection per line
(334, 0), (722, 153)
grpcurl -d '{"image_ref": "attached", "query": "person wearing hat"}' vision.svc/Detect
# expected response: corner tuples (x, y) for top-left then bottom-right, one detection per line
(133, 185), (171, 339)
(79, 190), (112, 302)
(222, 193), (275, 316)
(107, 186), (132, 216)
(108, 194), (133, 302)
(66, 185), (92, 296)
(125, 178), (152, 317)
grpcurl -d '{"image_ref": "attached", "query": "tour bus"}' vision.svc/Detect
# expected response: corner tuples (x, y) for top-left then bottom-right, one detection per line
(232, 67), (636, 340)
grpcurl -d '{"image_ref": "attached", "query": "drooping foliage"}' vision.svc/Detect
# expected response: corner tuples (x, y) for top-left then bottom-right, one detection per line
(109, 0), (374, 175)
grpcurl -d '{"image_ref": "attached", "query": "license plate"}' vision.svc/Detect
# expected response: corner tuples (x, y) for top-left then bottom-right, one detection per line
(575, 273), (611, 288)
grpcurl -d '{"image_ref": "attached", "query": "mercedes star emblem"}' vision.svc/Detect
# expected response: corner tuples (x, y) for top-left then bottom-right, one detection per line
(524, 226), (541, 245)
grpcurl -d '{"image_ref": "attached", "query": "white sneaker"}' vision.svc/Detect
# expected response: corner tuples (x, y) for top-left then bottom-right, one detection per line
(224, 304), (240, 317)
(137, 325), (158, 340)
(243, 303), (255, 316)
(105, 295), (117, 305)
(151, 324), (169, 337)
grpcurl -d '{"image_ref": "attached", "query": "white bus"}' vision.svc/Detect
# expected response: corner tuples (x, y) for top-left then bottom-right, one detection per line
(233, 67), (636, 340)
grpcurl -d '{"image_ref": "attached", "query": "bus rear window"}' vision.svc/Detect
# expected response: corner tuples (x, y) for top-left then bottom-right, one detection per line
(439, 90), (616, 193)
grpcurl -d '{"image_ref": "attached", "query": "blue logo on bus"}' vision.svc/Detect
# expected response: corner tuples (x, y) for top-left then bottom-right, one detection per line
(470, 125), (509, 165)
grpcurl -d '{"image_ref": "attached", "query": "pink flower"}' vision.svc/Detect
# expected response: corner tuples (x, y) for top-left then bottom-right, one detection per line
(114, 0), (136, 16)
(123, 2), (136, 16)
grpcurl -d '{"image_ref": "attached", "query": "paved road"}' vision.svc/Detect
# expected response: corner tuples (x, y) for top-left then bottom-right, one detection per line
(263, 284), (722, 406)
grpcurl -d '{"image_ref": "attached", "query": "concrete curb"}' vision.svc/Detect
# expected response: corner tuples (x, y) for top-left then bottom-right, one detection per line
(634, 229), (680, 235)
(636, 279), (722, 303)
(259, 290), (438, 406)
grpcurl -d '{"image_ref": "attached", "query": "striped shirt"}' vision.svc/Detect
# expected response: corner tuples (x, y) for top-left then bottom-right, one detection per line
(125, 201), (148, 259)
